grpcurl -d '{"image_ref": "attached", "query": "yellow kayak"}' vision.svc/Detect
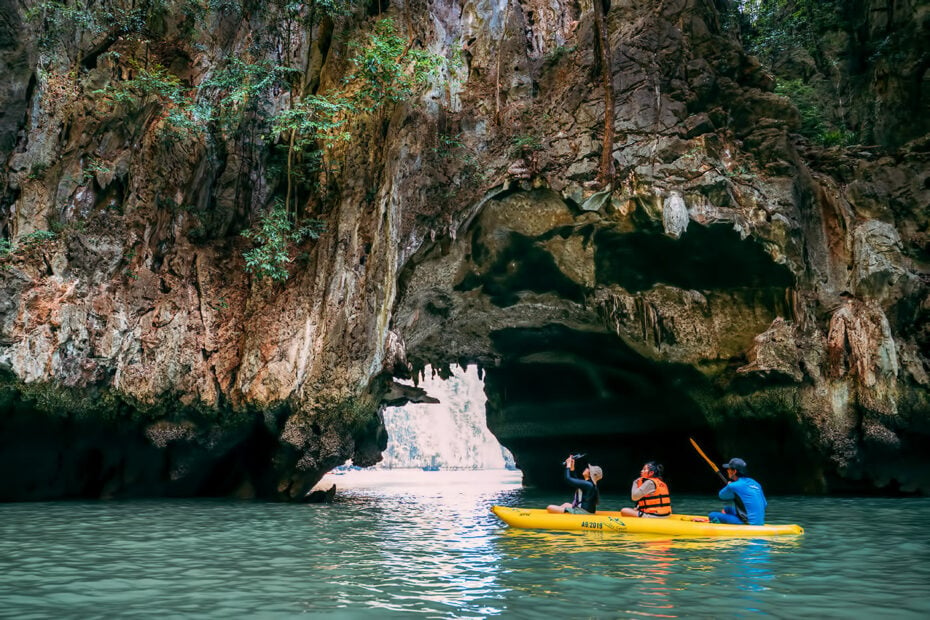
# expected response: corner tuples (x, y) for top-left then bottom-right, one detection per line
(491, 506), (804, 537)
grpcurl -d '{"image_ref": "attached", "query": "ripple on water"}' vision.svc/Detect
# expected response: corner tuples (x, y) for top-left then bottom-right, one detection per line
(1, 477), (929, 618)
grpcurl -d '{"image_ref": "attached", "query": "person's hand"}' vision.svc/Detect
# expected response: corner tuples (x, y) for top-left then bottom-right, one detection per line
(566, 455), (575, 469)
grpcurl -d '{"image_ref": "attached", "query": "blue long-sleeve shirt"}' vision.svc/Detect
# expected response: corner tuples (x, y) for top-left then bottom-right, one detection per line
(564, 467), (599, 513)
(719, 476), (767, 525)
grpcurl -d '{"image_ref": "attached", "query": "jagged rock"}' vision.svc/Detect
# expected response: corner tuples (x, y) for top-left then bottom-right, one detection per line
(662, 192), (689, 239)
(0, 0), (927, 499)
(736, 318), (804, 382)
(303, 484), (336, 504)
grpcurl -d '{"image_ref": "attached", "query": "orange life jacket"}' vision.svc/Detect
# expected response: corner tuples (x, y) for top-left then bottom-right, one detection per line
(635, 476), (672, 515)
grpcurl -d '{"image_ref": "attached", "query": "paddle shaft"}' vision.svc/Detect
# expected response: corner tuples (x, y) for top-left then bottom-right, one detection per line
(689, 438), (729, 486)
(689, 437), (749, 523)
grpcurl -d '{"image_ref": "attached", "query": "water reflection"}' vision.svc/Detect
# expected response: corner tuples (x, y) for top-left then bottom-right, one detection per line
(1, 479), (927, 618)
(489, 524), (802, 617)
(333, 470), (522, 616)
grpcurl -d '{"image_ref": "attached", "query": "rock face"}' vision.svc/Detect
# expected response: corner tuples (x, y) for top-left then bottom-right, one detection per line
(0, 0), (928, 499)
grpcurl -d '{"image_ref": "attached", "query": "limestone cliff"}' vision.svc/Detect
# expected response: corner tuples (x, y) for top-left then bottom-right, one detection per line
(1, 0), (928, 499)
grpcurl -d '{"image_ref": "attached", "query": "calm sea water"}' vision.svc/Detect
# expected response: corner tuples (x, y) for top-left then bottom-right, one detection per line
(1, 469), (928, 618)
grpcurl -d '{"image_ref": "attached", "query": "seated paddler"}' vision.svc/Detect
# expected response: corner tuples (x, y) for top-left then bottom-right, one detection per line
(708, 457), (767, 525)
(547, 454), (603, 514)
(620, 461), (672, 518)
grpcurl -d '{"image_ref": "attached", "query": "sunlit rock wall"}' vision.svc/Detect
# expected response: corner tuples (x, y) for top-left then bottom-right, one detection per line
(0, 0), (927, 499)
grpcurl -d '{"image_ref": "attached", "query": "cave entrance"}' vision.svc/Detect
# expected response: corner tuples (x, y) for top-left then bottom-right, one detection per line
(391, 188), (811, 494)
(376, 365), (516, 472)
(480, 324), (723, 494)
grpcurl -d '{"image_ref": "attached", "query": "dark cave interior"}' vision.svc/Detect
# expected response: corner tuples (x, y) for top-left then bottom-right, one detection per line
(479, 324), (820, 495)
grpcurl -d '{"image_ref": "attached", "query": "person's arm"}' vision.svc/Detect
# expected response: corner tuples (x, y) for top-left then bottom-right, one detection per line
(565, 471), (593, 491)
(564, 468), (595, 495)
(718, 482), (735, 500)
(630, 478), (656, 501)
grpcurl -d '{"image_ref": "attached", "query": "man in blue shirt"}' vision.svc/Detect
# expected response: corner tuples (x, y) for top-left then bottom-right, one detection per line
(708, 458), (767, 525)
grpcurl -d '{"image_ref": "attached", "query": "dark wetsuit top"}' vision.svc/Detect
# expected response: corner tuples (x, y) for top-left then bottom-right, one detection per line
(564, 466), (599, 513)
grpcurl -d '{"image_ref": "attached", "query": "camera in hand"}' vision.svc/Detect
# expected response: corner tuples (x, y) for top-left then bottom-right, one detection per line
(564, 453), (588, 479)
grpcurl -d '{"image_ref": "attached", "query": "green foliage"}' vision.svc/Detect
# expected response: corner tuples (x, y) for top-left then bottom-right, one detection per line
(205, 0), (243, 18)
(25, 4), (446, 285)
(27, 162), (49, 180)
(735, 3), (862, 146)
(271, 95), (353, 151)
(543, 45), (576, 67)
(314, 0), (356, 17)
(346, 17), (444, 112)
(202, 58), (297, 129)
(97, 59), (187, 107)
(817, 128), (856, 147)
(0, 230), (58, 259)
(25, 0), (166, 49)
(159, 103), (211, 141)
(25, 0), (104, 48)
(95, 59), (209, 139)
(775, 78), (852, 146)
(242, 203), (325, 282)
(82, 158), (112, 182)
(242, 206), (293, 282)
(736, 0), (841, 66)
(20, 230), (58, 247)
(775, 78), (822, 134)
(510, 133), (543, 157)
(433, 133), (465, 157)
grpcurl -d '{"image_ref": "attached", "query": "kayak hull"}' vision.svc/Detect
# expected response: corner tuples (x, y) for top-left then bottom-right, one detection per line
(491, 506), (803, 537)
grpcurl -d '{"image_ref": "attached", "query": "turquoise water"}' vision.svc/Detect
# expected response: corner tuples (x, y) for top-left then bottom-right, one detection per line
(2, 470), (929, 618)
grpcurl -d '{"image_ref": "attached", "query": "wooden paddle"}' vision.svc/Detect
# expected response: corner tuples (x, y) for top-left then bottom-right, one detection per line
(689, 437), (749, 524)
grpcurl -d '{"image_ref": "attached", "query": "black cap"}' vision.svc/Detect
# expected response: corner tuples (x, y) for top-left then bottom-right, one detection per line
(721, 458), (747, 474)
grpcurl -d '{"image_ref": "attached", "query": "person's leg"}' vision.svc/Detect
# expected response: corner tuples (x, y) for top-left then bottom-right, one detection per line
(547, 503), (571, 513)
(708, 511), (743, 524)
(620, 507), (639, 517)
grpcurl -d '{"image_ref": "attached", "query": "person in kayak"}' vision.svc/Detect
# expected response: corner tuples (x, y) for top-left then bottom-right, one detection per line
(708, 457), (767, 525)
(547, 454), (602, 514)
(620, 461), (672, 517)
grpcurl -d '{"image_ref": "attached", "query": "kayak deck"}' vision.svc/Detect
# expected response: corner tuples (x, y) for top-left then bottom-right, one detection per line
(491, 506), (804, 537)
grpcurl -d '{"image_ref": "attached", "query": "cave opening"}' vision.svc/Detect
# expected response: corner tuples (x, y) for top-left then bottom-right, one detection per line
(374, 365), (516, 472)
(390, 189), (821, 495)
(477, 324), (816, 495)
(480, 324), (712, 493)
